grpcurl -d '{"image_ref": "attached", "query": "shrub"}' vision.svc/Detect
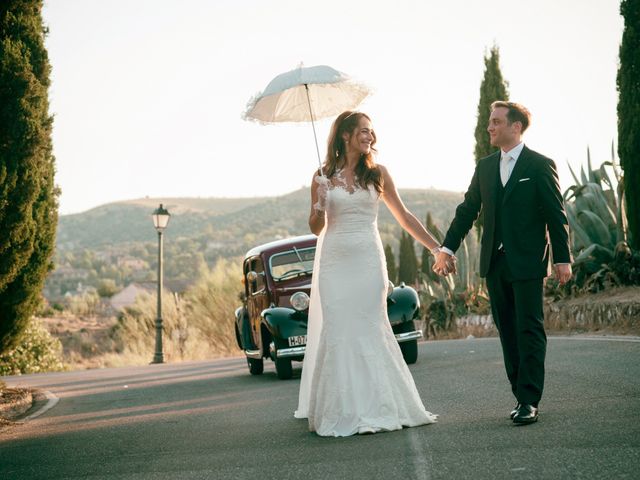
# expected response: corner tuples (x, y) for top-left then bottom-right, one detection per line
(97, 279), (119, 298)
(66, 291), (101, 316)
(0, 318), (66, 375)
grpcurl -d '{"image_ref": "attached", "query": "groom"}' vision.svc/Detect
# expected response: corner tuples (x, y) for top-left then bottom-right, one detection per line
(434, 101), (572, 425)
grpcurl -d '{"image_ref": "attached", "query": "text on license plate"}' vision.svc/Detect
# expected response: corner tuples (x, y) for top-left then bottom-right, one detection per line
(288, 335), (307, 347)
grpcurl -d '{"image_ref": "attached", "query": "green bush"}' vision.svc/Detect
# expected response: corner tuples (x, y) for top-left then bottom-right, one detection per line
(0, 319), (66, 375)
(97, 279), (119, 298)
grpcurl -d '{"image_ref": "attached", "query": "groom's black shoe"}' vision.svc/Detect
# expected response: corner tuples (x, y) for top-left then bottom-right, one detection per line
(513, 404), (538, 425)
(510, 402), (521, 420)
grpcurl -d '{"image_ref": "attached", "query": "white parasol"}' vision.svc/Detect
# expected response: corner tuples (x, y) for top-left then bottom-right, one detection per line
(243, 64), (371, 173)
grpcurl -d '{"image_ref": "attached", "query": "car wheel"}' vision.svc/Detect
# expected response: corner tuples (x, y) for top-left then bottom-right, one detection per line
(275, 357), (293, 380)
(247, 357), (264, 375)
(400, 340), (418, 364)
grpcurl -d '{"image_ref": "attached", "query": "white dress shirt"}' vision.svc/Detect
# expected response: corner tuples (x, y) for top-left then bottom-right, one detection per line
(500, 142), (524, 186)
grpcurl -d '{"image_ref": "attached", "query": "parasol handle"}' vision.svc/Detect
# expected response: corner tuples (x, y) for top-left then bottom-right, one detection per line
(304, 84), (325, 178)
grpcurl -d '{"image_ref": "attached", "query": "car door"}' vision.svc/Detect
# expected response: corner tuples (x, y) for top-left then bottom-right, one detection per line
(246, 256), (269, 350)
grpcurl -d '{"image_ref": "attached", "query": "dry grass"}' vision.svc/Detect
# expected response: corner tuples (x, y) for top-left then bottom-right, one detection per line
(112, 258), (242, 365)
(39, 315), (118, 370)
(41, 258), (244, 370)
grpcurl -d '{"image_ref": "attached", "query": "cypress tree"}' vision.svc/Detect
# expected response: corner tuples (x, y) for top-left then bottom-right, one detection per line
(617, 0), (640, 250)
(473, 45), (509, 238)
(0, 0), (58, 353)
(383, 243), (397, 284)
(398, 231), (418, 286)
(474, 45), (510, 162)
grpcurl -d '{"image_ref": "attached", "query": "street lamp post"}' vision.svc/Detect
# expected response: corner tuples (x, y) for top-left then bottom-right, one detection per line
(151, 203), (170, 364)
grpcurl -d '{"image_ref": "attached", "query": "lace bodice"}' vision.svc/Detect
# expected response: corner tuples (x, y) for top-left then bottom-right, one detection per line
(326, 168), (360, 194)
(325, 170), (379, 232)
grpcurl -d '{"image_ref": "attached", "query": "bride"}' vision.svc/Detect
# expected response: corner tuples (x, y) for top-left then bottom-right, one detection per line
(295, 111), (445, 437)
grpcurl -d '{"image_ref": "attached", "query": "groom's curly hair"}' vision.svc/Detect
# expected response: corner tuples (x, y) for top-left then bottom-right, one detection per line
(323, 111), (383, 194)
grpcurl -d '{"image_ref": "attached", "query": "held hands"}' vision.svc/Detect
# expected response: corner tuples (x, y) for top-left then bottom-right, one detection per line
(432, 251), (457, 276)
(313, 175), (329, 213)
(554, 263), (572, 285)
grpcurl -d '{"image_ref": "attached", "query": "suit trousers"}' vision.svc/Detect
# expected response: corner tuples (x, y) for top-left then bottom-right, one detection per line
(485, 251), (546, 406)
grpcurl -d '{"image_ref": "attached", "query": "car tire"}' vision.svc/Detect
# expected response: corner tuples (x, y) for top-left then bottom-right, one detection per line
(247, 357), (264, 375)
(275, 357), (293, 380)
(400, 340), (418, 364)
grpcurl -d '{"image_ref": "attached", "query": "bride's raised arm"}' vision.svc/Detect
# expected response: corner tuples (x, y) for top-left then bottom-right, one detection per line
(308, 171), (328, 235)
(379, 164), (441, 254)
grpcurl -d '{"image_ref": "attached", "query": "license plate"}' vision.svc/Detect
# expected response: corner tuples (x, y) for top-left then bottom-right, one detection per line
(288, 335), (307, 347)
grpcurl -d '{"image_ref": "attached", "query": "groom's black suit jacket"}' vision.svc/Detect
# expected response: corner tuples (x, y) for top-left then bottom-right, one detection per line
(443, 145), (571, 279)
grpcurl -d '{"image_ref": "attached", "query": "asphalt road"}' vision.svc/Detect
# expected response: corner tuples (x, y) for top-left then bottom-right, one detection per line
(1, 336), (639, 480)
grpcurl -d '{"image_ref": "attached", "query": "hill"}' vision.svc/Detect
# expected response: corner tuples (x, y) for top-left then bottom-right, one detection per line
(46, 187), (466, 301)
(56, 196), (273, 249)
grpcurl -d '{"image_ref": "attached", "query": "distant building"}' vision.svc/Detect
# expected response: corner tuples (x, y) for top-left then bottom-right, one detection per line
(109, 283), (155, 311)
(109, 280), (193, 311)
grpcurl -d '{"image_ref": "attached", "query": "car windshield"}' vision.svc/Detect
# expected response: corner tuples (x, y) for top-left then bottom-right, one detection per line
(269, 247), (315, 281)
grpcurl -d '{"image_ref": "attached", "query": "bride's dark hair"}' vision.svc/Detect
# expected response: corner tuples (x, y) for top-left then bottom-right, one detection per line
(323, 111), (383, 194)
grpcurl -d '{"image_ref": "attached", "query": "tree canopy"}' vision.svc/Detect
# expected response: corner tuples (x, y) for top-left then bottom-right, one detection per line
(0, 0), (58, 353)
(617, 0), (640, 250)
(473, 45), (509, 237)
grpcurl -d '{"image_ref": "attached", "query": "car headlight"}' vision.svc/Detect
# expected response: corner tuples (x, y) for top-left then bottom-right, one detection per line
(387, 280), (395, 298)
(290, 291), (310, 311)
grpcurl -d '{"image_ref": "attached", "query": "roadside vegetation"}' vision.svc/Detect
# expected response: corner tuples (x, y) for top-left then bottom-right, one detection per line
(110, 258), (241, 366)
(0, 258), (243, 374)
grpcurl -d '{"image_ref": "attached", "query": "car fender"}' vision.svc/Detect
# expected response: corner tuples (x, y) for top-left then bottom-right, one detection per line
(261, 307), (308, 341)
(235, 306), (254, 349)
(387, 284), (420, 325)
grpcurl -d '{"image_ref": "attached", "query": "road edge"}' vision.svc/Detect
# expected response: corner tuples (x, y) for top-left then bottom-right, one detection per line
(22, 390), (59, 421)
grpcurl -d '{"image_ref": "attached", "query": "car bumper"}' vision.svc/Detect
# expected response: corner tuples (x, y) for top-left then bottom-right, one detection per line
(244, 349), (262, 359)
(395, 330), (423, 343)
(274, 346), (306, 358)
(260, 330), (423, 360)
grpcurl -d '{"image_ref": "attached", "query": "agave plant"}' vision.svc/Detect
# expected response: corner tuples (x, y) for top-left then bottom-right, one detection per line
(562, 143), (633, 292)
(565, 144), (626, 246)
(418, 272), (456, 336)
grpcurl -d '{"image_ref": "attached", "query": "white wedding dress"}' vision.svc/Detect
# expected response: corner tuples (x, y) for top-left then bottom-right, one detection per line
(295, 171), (437, 437)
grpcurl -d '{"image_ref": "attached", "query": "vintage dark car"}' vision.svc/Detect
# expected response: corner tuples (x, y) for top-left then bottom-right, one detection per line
(234, 234), (423, 379)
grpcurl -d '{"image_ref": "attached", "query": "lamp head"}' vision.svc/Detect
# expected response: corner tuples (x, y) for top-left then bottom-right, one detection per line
(152, 203), (170, 231)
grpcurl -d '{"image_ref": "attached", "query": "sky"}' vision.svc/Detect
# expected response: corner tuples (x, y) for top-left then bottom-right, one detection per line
(41, 0), (624, 215)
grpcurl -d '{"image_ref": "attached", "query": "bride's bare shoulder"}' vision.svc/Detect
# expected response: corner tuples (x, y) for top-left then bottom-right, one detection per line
(376, 163), (391, 178)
